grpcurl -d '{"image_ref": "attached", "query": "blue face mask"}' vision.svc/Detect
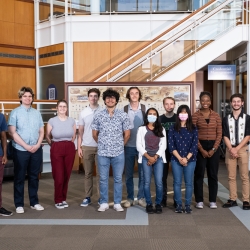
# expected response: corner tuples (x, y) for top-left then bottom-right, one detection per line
(147, 115), (157, 123)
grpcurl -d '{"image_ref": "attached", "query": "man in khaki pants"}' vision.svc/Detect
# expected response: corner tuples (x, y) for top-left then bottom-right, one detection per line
(222, 93), (250, 210)
(78, 88), (102, 206)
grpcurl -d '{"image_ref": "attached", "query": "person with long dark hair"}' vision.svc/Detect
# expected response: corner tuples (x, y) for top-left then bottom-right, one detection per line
(136, 108), (166, 214)
(168, 105), (198, 213)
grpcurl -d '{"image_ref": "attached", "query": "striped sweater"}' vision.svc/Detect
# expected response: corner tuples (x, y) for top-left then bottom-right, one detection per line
(192, 109), (222, 151)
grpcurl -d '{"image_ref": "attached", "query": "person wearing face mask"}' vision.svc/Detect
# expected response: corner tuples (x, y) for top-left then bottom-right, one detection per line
(136, 108), (166, 214)
(192, 91), (222, 209)
(168, 105), (198, 213)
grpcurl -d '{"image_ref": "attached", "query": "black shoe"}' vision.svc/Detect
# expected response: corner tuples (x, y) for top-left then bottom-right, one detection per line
(175, 204), (183, 213)
(222, 200), (238, 208)
(146, 204), (154, 214)
(155, 204), (162, 214)
(184, 205), (192, 214)
(161, 199), (167, 207)
(243, 201), (250, 210)
(0, 207), (13, 216)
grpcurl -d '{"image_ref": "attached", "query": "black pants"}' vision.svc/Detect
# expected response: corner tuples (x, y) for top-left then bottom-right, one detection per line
(162, 149), (171, 201)
(194, 140), (220, 203)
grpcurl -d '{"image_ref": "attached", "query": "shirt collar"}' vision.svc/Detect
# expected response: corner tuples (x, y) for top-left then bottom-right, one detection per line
(230, 109), (244, 119)
(20, 104), (31, 111)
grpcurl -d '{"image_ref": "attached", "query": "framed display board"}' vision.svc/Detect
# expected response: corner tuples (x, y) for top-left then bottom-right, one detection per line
(65, 82), (194, 122)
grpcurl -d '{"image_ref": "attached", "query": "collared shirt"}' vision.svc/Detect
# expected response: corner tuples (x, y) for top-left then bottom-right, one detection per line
(91, 108), (130, 157)
(123, 103), (145, 147)
(8, 105), (44, 151)
(222, 111), (250, 145)
(0, 113), (7, 156)
(78, 105), (102, 147)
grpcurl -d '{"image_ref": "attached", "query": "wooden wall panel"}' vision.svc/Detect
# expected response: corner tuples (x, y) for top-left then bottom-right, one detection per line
(0, 0), (14, 22)
(0, 22), (15, 45)
(0, 66), (35, 99)
(39, 43), (64, 66)
(14, 23), (34, 47)
(14, 0), (34, 25)
(74, 42), (111, 82)
(39, 43), (64, 55)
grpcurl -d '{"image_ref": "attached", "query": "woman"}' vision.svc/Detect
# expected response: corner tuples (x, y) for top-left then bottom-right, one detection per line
(168, 105), (198, 213)
(46, 100), (76, 209)
(192, 91), (222, 209)
(136, 108), (166, 214)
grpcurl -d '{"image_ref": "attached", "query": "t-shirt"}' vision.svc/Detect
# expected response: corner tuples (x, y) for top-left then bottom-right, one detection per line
(159, 114), (176, 136)
(48, 116), (75, 142)
(145, 126), (160, 156)
(0, 113), (7, 157)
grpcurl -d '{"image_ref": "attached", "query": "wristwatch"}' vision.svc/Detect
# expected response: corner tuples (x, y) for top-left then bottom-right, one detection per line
(212, 148), (216, 152)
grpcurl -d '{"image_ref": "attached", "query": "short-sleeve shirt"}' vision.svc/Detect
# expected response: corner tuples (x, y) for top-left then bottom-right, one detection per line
(48, 116), (75, 142)
(0, 113), (7, 157)
(78, 105), (102, 147)
(91, 108), (130, 157)
(8, 105), (44, 151)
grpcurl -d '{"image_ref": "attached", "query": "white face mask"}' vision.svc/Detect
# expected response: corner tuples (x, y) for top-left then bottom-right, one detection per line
(179, 113), (188, 121)
(147, 115), (157, 123)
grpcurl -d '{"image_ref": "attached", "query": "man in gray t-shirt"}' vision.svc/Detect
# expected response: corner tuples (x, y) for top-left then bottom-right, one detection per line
(78, 88), (102, 207)
(123, 87), (146, 208)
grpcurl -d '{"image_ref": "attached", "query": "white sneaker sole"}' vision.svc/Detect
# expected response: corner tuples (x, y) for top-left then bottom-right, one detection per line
(114, 208), (124, 212)
(30, 206), (44, 211)
(98, 207), (109, 212)
(16, 209), (24, 214)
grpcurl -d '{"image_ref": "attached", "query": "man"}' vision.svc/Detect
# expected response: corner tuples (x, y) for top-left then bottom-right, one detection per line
(8, 87), (44, 214)
(222, 93), (250, 210)
(159, 97), (176, 207)
(123, 87), (146, 208)
(78, 88), (102, 206)
(0, 114), (13, 216)
(92, 88), (130, 212)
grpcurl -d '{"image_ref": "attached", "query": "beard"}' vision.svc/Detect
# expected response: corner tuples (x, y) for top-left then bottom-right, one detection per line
(232, 106), (242, 111)
(166, 109), (174, 113)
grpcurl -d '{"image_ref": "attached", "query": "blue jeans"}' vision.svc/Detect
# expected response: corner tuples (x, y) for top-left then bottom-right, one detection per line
(171, 160), (196, 206)
(142, 156), (163, 205)
(124, 146), (144, 200)
(98, 152), (124, 204)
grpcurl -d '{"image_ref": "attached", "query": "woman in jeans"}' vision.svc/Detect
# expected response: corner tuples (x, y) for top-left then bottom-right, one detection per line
(168, 105), (198, 213)
(192, 91), (222, 209)
(136, 108), (166, 214)
(46, 100), (76, 209)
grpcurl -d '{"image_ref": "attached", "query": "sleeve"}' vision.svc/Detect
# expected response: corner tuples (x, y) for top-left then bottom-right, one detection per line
(136, 127), (147, 156)
(222, 116), (230, 138)
(168, 125), (176, 153)
(213, 113), (222, 149)
(48, 118), (53, 127)
(189, 127), (198, 156)
(192, 112), (203, 151)
(122, 113), (131, 131)
(156, 129), (167, 157)
(78, 111), (85, 126)
(0, 114), (7, 131)
(7, 110), (17, 127)
(91, 114), (99, 131)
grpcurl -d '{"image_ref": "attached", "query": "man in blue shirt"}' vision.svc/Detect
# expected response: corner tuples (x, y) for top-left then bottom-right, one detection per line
(0, 114), (13, 216)
(8, 87), (44, 214)
(92, 88), (130, 212)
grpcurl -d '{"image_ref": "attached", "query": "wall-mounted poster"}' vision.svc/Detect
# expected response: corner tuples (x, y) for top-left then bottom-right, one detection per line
(65, 82), (193, 122)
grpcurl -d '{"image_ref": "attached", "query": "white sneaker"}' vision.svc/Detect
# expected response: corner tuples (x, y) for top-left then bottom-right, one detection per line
(138, 198), (147, 208)
(113, 204), (124, 212)
(30, 204), (44, 211)
(62, 201), (69, 208)
(196, 202), (204, 209)
(123, 199), (134, 208)
(55, 203), (64, 209)
(98, 203), (109, 212)
(16, 207), (24, 214)
(209, 202), (217, 209)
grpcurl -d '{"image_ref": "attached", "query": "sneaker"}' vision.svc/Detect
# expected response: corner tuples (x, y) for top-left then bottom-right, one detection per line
(0, 207), (13, 216)
(243, 201), (250, 210)
(155, 204), (162, 214)
(55, 203), (64, 209)
(138, 198), (146, 208)
(80, 197), (91, 207)
(30, 204), (44, 211)
(113, 204), (124, 212)
(209, 202), (217, 209)
(222, 200), (238, 208)
(146, 204), (154, 214)
(196, 202), (204, 209)
(161, 199), (167, 207)
(16, 207), (24, 214)
(184, 205), (192, 214)
(98, 203), (109, 212)
(123, 199), (134, 208)
(175, 204), (183, 213)
(62, 201), (69, 208)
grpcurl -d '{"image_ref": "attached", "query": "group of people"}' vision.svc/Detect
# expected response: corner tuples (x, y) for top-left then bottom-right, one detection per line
(0, 86), (249, 216)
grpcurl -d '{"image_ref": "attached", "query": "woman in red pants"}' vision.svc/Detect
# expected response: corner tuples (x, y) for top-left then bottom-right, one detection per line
(46, 100), (76, 209)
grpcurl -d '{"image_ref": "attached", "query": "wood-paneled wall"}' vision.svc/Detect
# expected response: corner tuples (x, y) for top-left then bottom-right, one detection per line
(73, 41), (148, 82)
(39, 43), (64, 66)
